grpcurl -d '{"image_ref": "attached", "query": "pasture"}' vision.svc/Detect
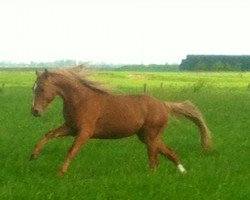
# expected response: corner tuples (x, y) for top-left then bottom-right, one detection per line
(0, 71), (249, 199)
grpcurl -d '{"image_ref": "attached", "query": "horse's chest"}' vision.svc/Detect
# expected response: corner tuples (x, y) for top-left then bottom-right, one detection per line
(63, 106), (78, 128)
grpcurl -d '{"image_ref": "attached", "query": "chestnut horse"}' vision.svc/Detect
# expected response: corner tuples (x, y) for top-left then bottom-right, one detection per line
(30, 67), (212, 175)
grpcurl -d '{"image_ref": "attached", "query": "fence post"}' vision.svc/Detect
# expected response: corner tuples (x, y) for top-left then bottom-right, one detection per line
(160, 82), (163, 89)
(143, 83), (147, 93)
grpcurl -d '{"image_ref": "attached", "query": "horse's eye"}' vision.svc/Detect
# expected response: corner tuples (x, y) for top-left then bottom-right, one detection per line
(35, 87), (44, 93)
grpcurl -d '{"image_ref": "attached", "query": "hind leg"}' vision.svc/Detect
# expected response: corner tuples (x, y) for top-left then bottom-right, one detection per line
(147, 140), (159, 170)
(158, 142), (187, 174)
(137, 129), (161, 170)
(138, 128), (187, 174)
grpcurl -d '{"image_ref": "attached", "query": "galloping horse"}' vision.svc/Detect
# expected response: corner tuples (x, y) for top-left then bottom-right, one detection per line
(30, 67), (212, 175)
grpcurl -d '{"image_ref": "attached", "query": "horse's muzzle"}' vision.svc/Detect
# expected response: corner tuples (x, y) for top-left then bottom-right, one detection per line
(31, 108), (41, 117)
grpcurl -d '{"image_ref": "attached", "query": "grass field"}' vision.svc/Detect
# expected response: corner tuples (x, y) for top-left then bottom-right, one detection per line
(0, 71), (249, 200)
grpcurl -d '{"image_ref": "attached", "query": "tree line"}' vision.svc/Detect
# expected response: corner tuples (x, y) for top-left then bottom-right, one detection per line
(180, 55), (250, 71)
(1, 55), (250, 71)
(0, 60), (179, 71)
(115, 64), (178, 72)
(0, 60), (77, 68)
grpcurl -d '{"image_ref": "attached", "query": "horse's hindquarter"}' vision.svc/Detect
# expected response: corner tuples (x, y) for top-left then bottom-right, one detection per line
(93, 95), (167, 139)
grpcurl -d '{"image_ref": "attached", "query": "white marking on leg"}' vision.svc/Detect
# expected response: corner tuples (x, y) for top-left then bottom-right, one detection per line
(177, 164), (187, 174)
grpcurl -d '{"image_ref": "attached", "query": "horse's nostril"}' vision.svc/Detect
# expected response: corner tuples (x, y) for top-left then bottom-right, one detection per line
(32, 108), (40, 117)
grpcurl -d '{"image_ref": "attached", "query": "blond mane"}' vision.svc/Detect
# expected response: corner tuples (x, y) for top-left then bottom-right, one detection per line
(47, 65), (111, 94)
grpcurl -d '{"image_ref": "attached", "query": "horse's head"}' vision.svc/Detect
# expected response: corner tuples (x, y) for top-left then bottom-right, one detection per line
(31, 69), (57, 117)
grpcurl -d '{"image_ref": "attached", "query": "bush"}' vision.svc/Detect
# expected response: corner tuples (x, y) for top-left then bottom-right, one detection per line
(247, 83), (250, 91)
(0, 83), (5, 92)
(193, 79), (206, 92)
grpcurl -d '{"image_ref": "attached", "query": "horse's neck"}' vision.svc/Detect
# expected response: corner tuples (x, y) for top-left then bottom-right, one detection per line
(56, 80), (92, 106)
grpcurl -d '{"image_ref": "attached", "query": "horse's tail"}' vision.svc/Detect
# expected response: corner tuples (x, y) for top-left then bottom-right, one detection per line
(164, 101), (213, 150)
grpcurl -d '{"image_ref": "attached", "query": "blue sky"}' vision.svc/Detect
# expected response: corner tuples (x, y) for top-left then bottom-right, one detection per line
(1, 0), (250, 64)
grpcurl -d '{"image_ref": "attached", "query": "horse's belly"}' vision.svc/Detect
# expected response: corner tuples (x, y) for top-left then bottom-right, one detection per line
(93, 118), (143, 139)
(92, 132), (135, 139)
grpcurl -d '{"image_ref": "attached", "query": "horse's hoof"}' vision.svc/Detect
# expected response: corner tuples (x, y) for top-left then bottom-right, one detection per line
(29, 154), (38, 161)
(57, 170), (65, 176)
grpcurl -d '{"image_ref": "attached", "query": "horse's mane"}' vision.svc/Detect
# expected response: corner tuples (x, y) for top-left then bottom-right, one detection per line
(47, 65), (111, 94)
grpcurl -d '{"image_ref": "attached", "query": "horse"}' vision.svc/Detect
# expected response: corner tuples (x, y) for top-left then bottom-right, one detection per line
(30, 67), (212, 175)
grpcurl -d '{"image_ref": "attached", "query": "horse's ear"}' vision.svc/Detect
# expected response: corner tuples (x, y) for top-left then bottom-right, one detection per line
(44, 69), (49, 78)
(36, 70), (41, 77)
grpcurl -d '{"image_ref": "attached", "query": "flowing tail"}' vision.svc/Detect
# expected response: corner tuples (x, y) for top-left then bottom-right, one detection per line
(164, 101), (213, 150)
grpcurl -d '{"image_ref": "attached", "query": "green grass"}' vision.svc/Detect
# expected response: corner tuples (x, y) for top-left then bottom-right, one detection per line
(0, 71), (249, 200)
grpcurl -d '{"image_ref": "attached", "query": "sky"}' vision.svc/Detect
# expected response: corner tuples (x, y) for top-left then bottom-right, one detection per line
(0, 0), (250, 64)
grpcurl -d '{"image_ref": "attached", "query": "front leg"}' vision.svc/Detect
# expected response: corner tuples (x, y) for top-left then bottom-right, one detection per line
(30, 124), (73, 160)
(58, 129), (91, 175)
